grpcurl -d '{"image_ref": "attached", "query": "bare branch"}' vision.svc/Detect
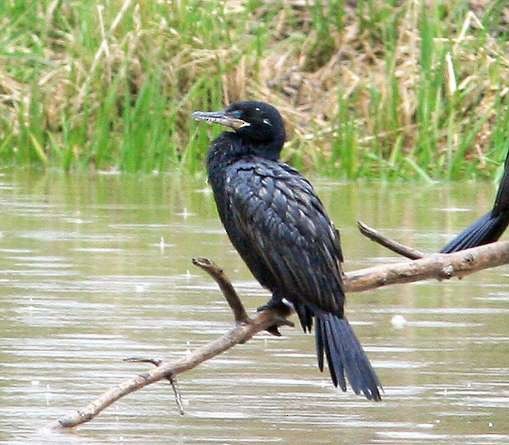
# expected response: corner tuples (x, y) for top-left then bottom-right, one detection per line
(48, 310), (282, 430)
(168, 374), (185, 416)
(48, 240), (509, 430)
(345, 241), (509, 292)
(357, 220), (425, 259)
(124, 358), (184, 415)
(192, 257), (249, 323)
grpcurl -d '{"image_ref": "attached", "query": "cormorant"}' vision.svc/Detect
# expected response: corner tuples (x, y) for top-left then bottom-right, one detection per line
(441, 150), (509, 253)
(193, 101), (382, 401)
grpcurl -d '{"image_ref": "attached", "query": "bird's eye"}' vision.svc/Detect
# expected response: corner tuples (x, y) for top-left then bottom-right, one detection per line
(263, 118), (272, 127)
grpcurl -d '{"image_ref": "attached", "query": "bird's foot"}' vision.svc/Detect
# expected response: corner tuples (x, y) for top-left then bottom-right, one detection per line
(257, 298), (289, 313)
(257, 299), (294, 336)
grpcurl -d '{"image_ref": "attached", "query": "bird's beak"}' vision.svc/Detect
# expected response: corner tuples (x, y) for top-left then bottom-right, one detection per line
(192, 110), (250, 130)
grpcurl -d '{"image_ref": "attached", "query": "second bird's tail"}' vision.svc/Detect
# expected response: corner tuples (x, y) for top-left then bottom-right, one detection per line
(441, 149), (509, 253)
(314, 312), (382, 401)
(440, 211), (509, 253)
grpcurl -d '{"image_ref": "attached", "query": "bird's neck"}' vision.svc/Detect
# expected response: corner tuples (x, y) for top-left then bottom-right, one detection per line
(207, 132), (281, 175)
(207, 133), (245, 172)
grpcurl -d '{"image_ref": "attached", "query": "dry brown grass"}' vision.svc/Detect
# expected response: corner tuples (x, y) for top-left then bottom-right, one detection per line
(1, 0), (508, 177)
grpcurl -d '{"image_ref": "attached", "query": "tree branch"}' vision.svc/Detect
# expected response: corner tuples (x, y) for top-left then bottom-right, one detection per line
(345, 241), (509, 292)
(49, 310), (282, 430)
(123, 357), (184, 415)
(48, 240), (509, 430)
(191, 257), (249, 323)
(357, 220), (426, 259)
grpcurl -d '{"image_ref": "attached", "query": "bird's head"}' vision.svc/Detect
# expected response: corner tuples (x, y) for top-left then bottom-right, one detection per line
(192, 101), (286, 158)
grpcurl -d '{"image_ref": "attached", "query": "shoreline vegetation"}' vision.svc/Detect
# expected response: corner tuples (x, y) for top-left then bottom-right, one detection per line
(1, 0), (508, 179)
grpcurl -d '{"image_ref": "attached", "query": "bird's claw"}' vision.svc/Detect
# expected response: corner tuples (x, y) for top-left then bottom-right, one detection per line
(273, 316), (294, 328)
(256, 299), (294, 335)
(266, 325), (282, 336)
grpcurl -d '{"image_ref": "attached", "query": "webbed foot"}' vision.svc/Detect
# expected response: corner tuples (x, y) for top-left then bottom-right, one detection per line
(257, 297), (293, 336)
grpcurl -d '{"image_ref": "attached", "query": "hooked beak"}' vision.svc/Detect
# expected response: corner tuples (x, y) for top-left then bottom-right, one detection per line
(192, 110), (250, 130)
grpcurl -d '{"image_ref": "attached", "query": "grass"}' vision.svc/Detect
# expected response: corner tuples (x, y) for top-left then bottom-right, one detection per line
(0, 0), (509, 179)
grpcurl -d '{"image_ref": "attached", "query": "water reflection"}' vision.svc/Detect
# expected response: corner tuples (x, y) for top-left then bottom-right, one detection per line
(0, 172), (508, 444)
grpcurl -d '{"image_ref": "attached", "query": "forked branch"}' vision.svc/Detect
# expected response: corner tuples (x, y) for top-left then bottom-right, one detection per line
(357, 220), (426, 259)
(49, 241), (509, 430)
(192, 257), (250, 323)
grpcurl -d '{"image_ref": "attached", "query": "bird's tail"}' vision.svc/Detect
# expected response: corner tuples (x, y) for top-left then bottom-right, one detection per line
(441, 149), (509, 253)
(440, 211), (509, 253)
(314, 313), (382, 401)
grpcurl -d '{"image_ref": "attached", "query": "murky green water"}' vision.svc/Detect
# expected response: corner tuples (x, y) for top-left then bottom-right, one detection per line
(0, 171), (508, 444)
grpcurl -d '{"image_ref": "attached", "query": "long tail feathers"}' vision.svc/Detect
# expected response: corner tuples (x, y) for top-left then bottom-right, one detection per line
(440, 211), (509, 253)
(441, 149), (509, 253)
(295, 303), (314, 333)
(314, 313), (382, 401)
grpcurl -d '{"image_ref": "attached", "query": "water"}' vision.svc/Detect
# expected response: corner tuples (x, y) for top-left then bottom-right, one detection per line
(0, 171), (508, 444)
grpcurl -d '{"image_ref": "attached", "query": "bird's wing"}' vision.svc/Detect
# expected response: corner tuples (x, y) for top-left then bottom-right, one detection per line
(226, 159), (345, 315)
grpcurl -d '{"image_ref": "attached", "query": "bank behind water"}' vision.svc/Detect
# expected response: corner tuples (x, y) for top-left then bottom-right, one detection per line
(1, 1), (509, 179)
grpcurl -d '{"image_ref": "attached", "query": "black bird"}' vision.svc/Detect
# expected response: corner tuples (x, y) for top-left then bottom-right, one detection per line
(193, 100), (382, 400)
(441, 150), (509, 253)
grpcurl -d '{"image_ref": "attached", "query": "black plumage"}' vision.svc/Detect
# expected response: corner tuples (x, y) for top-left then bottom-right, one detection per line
(441, 150), (509, 253)
(193, 101), (382, 400)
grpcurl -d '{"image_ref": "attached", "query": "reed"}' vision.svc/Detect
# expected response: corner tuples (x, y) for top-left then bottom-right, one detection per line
(0, 0), (508, 179)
